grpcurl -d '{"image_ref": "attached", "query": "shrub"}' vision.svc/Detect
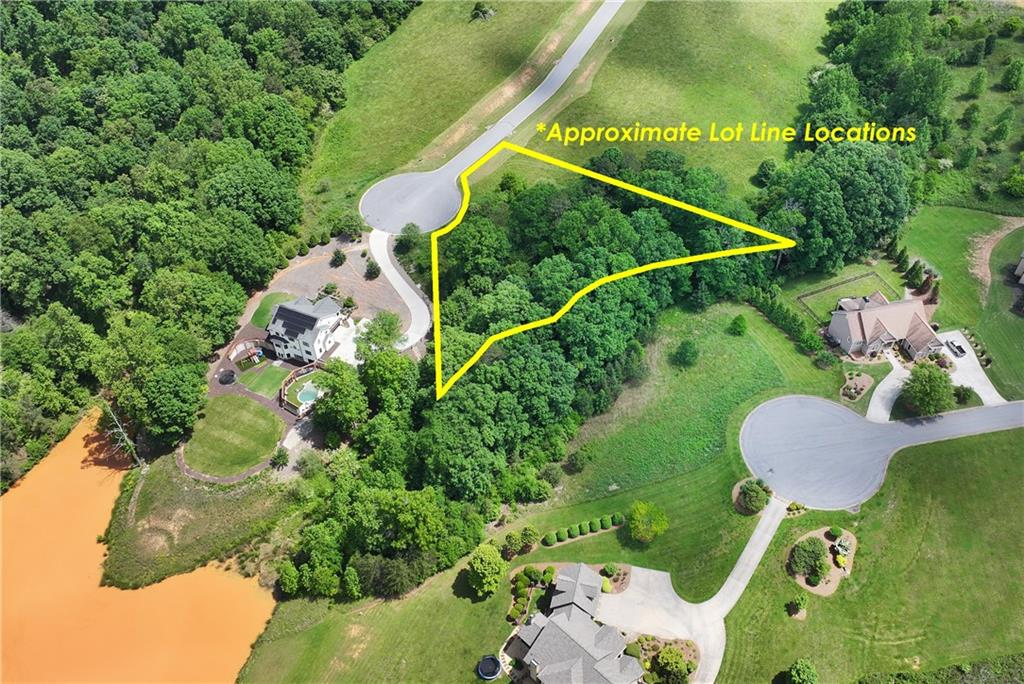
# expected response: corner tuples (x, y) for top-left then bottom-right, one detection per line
(601, 577), (612, 593)
(270, 447), (289, 469)
(602, 563), (619, 577)
(954, 385), (973, 404)
(737, 479), (769, 514)
(567, 525), (579, 539)
(814, 351), (838, 369)
(589, 519), (600, 533)
(600, 515), (612, 529)
(502, 530), (522, 559)
(656, 645), (696, 683)
(789, 537), (829, 577)
(507, 606), (522, 622)
(520, 525), (540, 551)
(577, 522), (589, 535)
(836, 554), (847, 568)
(542, 532), (557, 546)
(726, 314), (748, 336)
(512, 572), (528, 591)
(542, 566), (556, 585)
(330, 249), (346, 267)
(806, 572), (822, 587)
(566, 448), (593, 473)
(828, 526), (843, 540)
(611, 512), (624, 526)
(539, 462), (563, 486)
(318, 231), (330, 246)
(514, 585), (529, 600)
(556, 528), (568, 543)
(629, 500), (669, 543)
(787, 657), (819, 684)
(365, 259), (381, 279)
(671, 339), (699, 367)
(523, 565), (541, 584)
(788, 592), (808, 616)
(624, 642), (642, 659)
(755, 158), (779, 186)
(322, 282), (338, 295)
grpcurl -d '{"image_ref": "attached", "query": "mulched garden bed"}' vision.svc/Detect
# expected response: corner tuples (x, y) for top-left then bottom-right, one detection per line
(791, 527), (858, 597)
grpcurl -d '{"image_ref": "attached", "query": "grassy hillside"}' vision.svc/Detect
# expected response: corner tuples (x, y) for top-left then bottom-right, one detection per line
(721, 429), (1024, 682)
(977, 226), (1024, 399)
(301, 0), (586, 220)
(500, 1), (830, 193)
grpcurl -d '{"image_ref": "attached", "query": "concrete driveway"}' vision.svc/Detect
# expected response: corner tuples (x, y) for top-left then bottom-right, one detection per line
(938, 330), (1006, 406)
(865, 349), (909, 423)
(596, 499), (786, 684)
(359, 0), (627, 233)
(741, 395), (1024, 510)
(368, 230), (431, 350)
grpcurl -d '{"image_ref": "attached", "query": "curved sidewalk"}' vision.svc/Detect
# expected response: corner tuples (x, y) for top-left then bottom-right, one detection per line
(360, 0), (627, 233)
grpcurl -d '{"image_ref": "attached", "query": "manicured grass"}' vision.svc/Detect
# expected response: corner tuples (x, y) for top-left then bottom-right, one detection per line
(903, 206), (1004, 329)
(102, 453), (291, 588)
(301, 1), (578, 217)
(505, 1), (829, 192)
(285, 370), (327, 407)
(251, 292), (294, 329)
(182, 395), (284, 477)
(720, 429), (1024, 682)
(238, 362), (291, 399)
(780, 259), (906, 327)
(975, 227), (1024, 400)
(841, 361), (893, 412)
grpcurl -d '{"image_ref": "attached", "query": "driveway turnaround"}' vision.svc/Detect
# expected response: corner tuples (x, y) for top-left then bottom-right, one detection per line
(938, 330), (1006, 406)
(865, 349), (909, 423)
(741, 395), (1024, 510)
(368, 230), (431, 349)
(359, 0), (626, 233)
(596, 499), (786, 684)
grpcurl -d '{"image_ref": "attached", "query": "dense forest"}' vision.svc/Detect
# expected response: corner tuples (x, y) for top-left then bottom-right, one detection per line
(0, 0), (417, 487)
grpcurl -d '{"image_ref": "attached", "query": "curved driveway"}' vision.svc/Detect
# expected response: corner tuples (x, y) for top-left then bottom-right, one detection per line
(368, 230), (431, 350)
(359, 0), (626, 233)
(741, 395), (1024, 510)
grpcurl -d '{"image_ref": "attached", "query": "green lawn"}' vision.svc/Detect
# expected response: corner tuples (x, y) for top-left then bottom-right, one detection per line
(721, 429), (1024, 682)
(238, 362), (291, 399)
(502, 1), (829, 193)
(976, 226), (1024, 399)
(903, 206), (1004, 329)
(780, 259), (906, 326)
(102, 452), (292, 588)
(182, 395), (284, 477)
(251, 292), (294, 329)
(285, 369), (328, 407)
(301, 0), (580, 222)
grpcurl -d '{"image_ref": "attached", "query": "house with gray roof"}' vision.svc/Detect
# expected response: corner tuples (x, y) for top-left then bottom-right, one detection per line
(516, 564), (643, 684)
(827, 291), (942, 360)
(266, 297), (343, 364)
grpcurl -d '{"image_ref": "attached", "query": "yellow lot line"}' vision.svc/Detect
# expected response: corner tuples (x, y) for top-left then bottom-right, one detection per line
(430, 141), (796, 399)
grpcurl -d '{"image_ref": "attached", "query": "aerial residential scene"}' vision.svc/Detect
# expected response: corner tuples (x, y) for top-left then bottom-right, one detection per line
(2, 1), (1023, 683)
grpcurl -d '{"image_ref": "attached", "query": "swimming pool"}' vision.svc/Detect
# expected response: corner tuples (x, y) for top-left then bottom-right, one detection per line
(296, 382), (319, 404)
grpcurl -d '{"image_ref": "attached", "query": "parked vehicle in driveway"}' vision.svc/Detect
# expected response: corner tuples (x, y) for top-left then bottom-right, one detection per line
(946, 340), (967, 358)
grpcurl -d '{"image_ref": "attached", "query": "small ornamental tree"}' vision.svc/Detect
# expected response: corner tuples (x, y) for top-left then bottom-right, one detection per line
(467, 544), (508, 598)
(277, 559), (299, 595)
(1001, 58), (1024, 91)
(895, 246), (909, 271)
(902, 363), (955, 416)
(656, 646), (696, 684)
(966, 70), (986, 98)
(905, 260), (925, 289)
(543, 532), (557, 546)
(270, 446), (289, 469)
(789, 538), (829, 578)
(520, 525), (540, 551)
(365, 259), (381, 279)
(671, 339), (699, 367)
(787, 658), (820, 684)
(727, 314), (748, 336)
(341, 565), (362, 601)
(502, 530), (522, 559)
(738, 479), (769, 514)
(330, 249), (346, 267)
(629, 500), (669, 544)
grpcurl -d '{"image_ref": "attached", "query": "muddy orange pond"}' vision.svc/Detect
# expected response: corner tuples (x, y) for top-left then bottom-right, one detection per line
(1, 414), (274, 682)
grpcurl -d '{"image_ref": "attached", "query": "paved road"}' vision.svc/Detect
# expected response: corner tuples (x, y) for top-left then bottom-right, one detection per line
(359, 0), (626, 233)
(368, 230), (431, 350)
(596, 499), (786, 684)
(938, 330), (1006, 406)
(865, 350), (909, 423)
(742, 395), (1024, 510)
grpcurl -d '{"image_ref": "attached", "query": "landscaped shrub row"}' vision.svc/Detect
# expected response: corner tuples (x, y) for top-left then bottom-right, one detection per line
(507, 565), (557, 623)
(541, 513), (622, 546)
(747, 289), (825, 354)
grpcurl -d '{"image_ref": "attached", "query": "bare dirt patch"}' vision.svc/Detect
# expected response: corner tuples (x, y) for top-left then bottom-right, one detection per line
(970, 215), (1024, 303)
(791, 527), (858, 597)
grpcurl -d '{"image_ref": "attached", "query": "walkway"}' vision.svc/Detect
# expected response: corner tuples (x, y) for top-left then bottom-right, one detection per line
(595, 499), (787, 684)
(741, 395), (1024, 510)
(368, 230), (431, 349)
(865, 349), (909, 423)
(359, 0), (627, 233)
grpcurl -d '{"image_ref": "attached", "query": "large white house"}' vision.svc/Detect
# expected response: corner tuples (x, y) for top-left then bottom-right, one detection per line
(266, 297), (343, 364)
(827, 291), (943, 360)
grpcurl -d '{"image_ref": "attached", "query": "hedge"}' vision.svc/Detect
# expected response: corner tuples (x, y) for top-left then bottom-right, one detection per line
(542, 512), (625, 545)
(748, 289), (825, 354)
(556, 529), (568, 542)
(611, 512), (624, 525)
(600, 515), (612, 529)
(543, 532), (557, 546)
(578, 522), (589, 535)
(589, 519), (600, 533)
(568, 525), (579, 539)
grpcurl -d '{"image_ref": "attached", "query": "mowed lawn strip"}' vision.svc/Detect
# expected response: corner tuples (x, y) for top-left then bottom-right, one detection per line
(720, 429), (1024, 682)
(509, 1), (829, 192)
(302, 1), (575, 211)
(780, 260), (906, 327)
(251, 292), (294, 329)
(903, 205), (1004, 329)
(183, 395), (284, 477)
(977, 227), (1024, 399)
(239, 363), (291, 399)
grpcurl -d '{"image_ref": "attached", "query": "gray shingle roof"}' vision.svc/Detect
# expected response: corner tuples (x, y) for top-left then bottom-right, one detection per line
(549, 563), (602, 616)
